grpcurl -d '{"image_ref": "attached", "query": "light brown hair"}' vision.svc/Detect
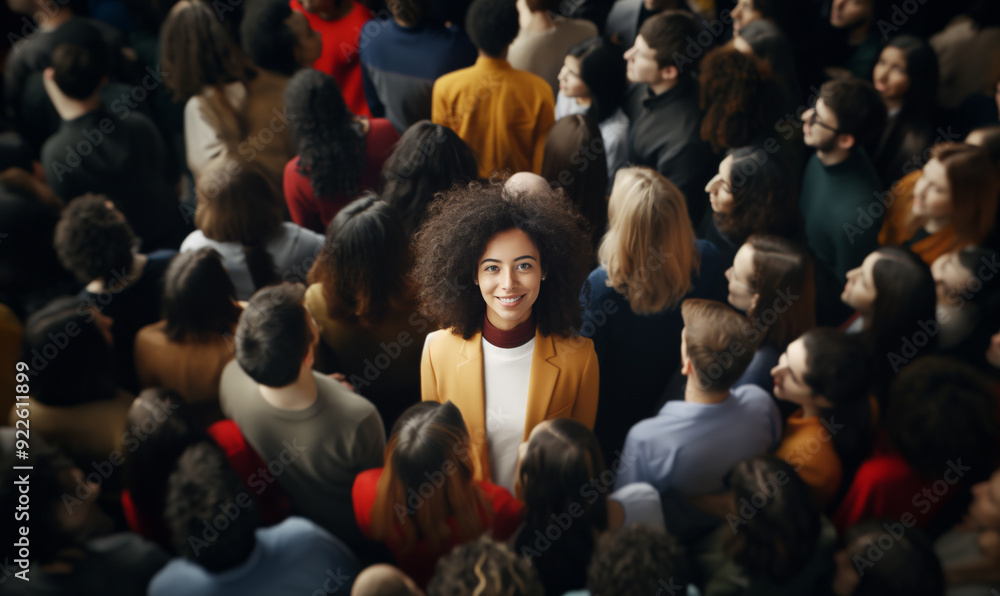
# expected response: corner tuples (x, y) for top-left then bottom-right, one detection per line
(681, 298), (756, 392)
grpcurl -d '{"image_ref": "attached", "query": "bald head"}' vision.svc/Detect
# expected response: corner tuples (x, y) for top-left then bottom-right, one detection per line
(352, 564), (423, 596)
(504, 172), (551, 196)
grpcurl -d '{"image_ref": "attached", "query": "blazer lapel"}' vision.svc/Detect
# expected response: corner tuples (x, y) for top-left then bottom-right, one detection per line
(523, 329), (559, 439)
(456, 332), (489, 478)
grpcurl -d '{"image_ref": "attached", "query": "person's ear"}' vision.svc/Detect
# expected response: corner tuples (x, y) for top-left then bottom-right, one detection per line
(43, 66), (55, 81)
(836, 132), (856, 151)
(660, 64), (680, 81)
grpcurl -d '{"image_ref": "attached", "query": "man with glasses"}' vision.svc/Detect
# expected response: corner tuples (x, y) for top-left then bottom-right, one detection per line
(799, 78), (886, 324)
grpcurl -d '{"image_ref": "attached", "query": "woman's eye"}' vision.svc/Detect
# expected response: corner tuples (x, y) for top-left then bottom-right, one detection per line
(485, 265), (498, 272)
(517, 263), (532, 271)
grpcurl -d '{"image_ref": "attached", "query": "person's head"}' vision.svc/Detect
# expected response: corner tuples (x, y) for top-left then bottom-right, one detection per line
(352, 564), (423, 596)
(833, 520), (943, 596)
(559, 37), (628, 124)
(599, 167), (699, 314)
(725, 456), (821, 584)
(829, 0), (875, 31)
(240, 0), (322, 76)
(699, 45), (773, 152)
(886, 356), (999, 478)
(725, 234), (816, 349)
(541, 114), (607, 253)
(734, 18), (799, 92)
(625, 11), (701, 85)
(731, 0), (764, 33)
(388, 0), (433, 25)
(842, 247), (934, 319)
(427, 536), (544, 596)
(46, 38), (108, 101)
(913, 143), (1000, 246)
(54, 194), (135, 286)
(371, 401), (487, 554)
(160, 0), (251, 101)
(165, 441), (259, 572)
(308, 194), (408, 326)
(515, 418), (609, 593)
(586, 525), (690, 596)
(965, 124), (1000, 162)
(966, 467), (1000, 531)
(931, 247), (999, 308)
(285, 68), (365, 199)
(413, 180), (591, 339)
(464, 0), (519, 58)
(235, 283), (317, 388)
(162, 247), (241, 342)
(22, 296), (116, 406)
(680, 299), (757, 392)
(707, 146), (799, 245)
(802, 79), (887, 153)
(380, 121), (478, 236)
(0, 436), (112, 568)
(874, 35), (938, 116)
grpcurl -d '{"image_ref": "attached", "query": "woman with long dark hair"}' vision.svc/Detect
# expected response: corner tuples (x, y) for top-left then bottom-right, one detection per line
(284, 69), (400, 232)
(352, 401), (522, 588)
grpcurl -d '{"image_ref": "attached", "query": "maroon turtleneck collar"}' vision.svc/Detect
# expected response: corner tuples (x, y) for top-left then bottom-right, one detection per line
(482, 313), (536, 348)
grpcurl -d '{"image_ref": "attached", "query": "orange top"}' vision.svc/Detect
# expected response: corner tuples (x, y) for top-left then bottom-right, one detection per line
(879, 169), (968, 265)
(775, 410), (843, 509)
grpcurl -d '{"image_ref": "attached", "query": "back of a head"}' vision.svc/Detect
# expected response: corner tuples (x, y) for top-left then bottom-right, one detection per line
(886, 35), (938, 119)
(681, 299), (757, 392)
(600, 167), (697, 315)
(50, 37), (108, 100)
(308, 194), (408, 326)
(723, 146), (799, 242)
(428, 536), (544, 596)
(240, 0), (298, 76)
(381, 121), (479, 235)
(800, 328), (871, 407)
(587, 525), (689, 596)
(54, 194), (135, 286)
(867, 247), (937, 369)
(390, 0), (433, 25)
(165, 441), (259, 572)
(163, 247), (241, 342)
(968, 125), (1000, 164)
(726, 456), (821, 583)
(195, 153), (283, 245)
(235, 283), (312, 388)
(464, 0), (519, 57)
(352, 564), (422, 596)
(699, 46), (773, 152)
(160, 0), (250, 101)
(819, 78), (888, 148)
(638, 11), (702, 75)
(842, 520), (944, 596)
(570, 37), (628, 123)
(886, 356), (999, 478)
(542, 114), (607, 249)
(23, 296), (116, 406)
(744, 234), (816, 349)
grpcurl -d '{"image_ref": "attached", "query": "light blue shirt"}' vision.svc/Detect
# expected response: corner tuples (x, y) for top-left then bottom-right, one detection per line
(615, 385), (782, 496)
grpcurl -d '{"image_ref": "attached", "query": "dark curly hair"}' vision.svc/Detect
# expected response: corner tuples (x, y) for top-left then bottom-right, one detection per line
(699, 45), (773, 153)
(428, 536), (544, 596)
(716, 146), (799, 244)
(380, 121), (479, 236)
(240, 0), (299, 76)
(464, 0), (519, 57)
(586, 525), (690, 596)
(54, 194), (135, 285)
(286, 69), (365, 200)
(412, 180), (592, 339)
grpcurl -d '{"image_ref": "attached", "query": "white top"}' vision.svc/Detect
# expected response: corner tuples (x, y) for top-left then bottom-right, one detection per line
(610, 482), (665, 530)
(482, 336), (534, 493)
(555, 91), (629, 187)
(180, 222), (324, 300)
(184, 82), (247, 179)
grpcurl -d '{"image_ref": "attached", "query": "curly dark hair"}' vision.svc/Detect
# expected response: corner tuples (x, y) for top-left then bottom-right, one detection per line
(464, 0), (519, 57)
(587, 525), (690, 596)
(380, 121), (479, 236)
(428, 536), (544, 596)
(240, 0), (298, 76)
(54, 194), (135, 285)
(412, 180), (592, 339)
(699, 45), (773, 153)
(715, 146), (799, 244)
(285, 69), (365, 200)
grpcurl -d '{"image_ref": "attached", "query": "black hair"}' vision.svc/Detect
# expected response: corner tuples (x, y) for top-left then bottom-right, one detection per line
(163, 247), (242, 342)
(50, 40), (107, 99)
(567, 37), (628, 124)
(54, 194), (135, 286)
(165, 441), (259, 571)
(884, 35), (938, 121)
(240, 0), (299, 76)
(586, 525), (690, 596)
(464, 0), (519, 57)
(235, 283), (313, 387)
(841, 520), (945, 596)
(22, 296), (117, 406)
(820, 78), (888, 147)
(285, 69), (365, 200)
(718, 146), (799, 243)
(380, 121), (479, 236)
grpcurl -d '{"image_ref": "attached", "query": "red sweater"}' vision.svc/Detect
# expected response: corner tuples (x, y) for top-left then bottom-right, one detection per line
(283, 117), (399, 233)
(352, 468), (523, 587)
(289, 0), (371, 117)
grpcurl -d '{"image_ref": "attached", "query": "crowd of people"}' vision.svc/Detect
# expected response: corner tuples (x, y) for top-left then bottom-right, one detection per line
(1, 0), (1000, 594)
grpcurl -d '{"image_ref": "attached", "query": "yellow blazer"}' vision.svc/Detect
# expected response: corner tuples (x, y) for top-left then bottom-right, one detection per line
(421, 327), (599, 482)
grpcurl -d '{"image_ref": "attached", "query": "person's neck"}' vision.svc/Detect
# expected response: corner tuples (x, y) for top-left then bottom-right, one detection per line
(800, 403), (822, 418)
(479, 48), (507, 60)
(39, 8), (73, 30)
(816, 146), (851, 166)
(649, 77), (678, 97)
(574, 96), (593, 107)
(924, 216), (951, 234)
(86, 253), (146, 293)
(258, 366), (318, 411)
(522, 10), (554, 33)
(847, 19), (872, 46)
(51, 92), (100, 122)
(882, 97), (903, 113)
(683, 380), (730, 405)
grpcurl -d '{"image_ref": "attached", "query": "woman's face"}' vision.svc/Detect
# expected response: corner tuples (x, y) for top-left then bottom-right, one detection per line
(930, 251), (972, 306)
(725, 244), (756, 312)
(842, 252), (881, 313)
(770, 338), (825, 408)
(706, 154), (735, 214)
(477, 228), (543, 331)
(731, 0), (761, 34)
(965, 469), (1000, 531)
(913, 158), (953, 220)
(288, 10), (323, 67)
(557, 55), (590, 99)
(873, 46), (909, 107)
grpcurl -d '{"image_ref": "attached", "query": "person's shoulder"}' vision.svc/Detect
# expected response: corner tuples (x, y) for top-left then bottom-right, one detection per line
(510, 67), (553, 95)
(729, 383), (773, 408)
(424, 328), (466, 353)
(148, 557), (210, 596)
(559, 17), (599, 36)
(314, 372), (381, 417)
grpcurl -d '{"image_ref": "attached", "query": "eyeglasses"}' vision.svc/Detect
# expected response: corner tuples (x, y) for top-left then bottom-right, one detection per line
(808, 109), (841, 134)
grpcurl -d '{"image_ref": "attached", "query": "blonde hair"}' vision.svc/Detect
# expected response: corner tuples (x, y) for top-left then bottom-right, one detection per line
(598, 167), (700, 314)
